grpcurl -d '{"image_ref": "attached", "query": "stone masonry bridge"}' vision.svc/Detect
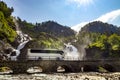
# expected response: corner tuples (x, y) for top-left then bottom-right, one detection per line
(0, 60), (120, 74)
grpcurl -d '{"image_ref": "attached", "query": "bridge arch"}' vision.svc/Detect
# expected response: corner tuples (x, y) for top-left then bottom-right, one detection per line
(57, 65), (73, 73)
(27, 66), (43, 73)
(102, 64), (116, 72)
(83, 65), (98, 72)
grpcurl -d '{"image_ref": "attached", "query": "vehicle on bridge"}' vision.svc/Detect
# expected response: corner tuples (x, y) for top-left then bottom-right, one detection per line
(27, 49), (65, 60)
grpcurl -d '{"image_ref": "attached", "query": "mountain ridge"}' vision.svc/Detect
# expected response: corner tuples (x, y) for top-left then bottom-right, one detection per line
(71, 9), (120, 32)
(80, 21), (120, 35)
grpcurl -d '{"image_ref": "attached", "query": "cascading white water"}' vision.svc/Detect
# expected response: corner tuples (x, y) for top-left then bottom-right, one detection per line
(10, 40), (30, 60)
(64, 43), (80, 60)
(64, 34), (91, 61)
(8, 18), (32, 60)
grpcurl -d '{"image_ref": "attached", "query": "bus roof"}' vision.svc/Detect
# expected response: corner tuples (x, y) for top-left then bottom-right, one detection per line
(28, 49), (64, 55)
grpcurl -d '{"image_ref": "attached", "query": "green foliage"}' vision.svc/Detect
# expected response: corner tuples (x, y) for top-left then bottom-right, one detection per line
(89, 34), (120, 50)
(26, 32), (64, 49)
(108, 34), (120, 50)
(0, 1), (17, 42)
(89, 34), (108, 50)
(89, 41), (105, 50)
(98, 66), (108, 72)
(37, 33), (63, 49)
(0, 67), (11, 72)
(112, 45), (119, 50)
(0, 1), (13, 18)
(87, 33), (120, 58)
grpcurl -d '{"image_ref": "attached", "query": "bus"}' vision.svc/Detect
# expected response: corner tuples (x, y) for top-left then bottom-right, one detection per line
(27, 49), (64, 60)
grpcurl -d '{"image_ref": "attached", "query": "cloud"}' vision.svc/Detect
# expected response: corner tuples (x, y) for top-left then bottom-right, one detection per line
(67, 0), (94, 7)
(71, 21), (89, 32)
(95, 9), (120, 23)
(71, 9), (120, 32)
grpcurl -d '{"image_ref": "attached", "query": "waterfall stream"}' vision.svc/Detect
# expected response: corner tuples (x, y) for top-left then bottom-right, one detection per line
(64, 43), (80, 60)
(9, 18), (32, 60)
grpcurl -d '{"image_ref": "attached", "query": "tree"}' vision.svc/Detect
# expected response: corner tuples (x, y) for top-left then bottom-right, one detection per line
(0, 1), (13, 18)
(0, 1), (17, 42)
(108, 34), (120, 50)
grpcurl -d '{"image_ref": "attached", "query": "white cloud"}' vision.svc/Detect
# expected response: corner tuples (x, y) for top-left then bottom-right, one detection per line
(67, 0), (94, 7)
(71, 9), (120, 32)
(71, 21), (89, 32)
(95, 9), (120, 23)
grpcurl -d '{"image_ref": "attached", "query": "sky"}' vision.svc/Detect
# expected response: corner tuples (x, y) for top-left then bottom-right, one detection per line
(3, 0), (120, 29)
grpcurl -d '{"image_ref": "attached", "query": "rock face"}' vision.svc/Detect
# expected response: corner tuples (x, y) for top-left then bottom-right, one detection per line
(0, 40), (14, 60)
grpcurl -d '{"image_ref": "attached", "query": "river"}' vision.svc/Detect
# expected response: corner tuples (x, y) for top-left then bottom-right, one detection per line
(0, 72), (120, 80)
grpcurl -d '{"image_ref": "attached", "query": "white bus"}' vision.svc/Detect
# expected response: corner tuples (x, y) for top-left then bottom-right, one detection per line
(27, 49), (64, 60)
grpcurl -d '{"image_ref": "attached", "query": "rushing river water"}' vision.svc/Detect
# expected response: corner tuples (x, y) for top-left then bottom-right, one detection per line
(0, 72), (120, 80)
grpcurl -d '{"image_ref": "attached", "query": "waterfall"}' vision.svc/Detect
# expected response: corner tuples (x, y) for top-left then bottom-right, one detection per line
(64, 43), (80, 60)
(64, 35), (91, 60)
(9, 18), (32, 60)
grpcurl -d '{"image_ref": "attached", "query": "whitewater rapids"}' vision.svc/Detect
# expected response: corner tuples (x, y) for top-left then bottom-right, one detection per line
(0, 72), (120, 80)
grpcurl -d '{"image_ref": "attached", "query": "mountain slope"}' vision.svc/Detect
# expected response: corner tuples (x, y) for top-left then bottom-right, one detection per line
(17, 19), (75, 38)
(33, 21), (75, 37)
(80, 21), (119, 35)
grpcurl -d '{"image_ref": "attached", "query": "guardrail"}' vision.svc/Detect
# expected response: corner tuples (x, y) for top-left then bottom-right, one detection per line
(13, 57), (120, 61)
(1, 56), (120, 61)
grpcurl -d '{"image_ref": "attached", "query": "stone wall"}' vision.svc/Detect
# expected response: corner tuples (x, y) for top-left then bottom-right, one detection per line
(0, 60), (120, 74)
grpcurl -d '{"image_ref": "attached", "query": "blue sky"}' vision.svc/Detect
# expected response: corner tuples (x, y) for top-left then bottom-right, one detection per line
(3, 0), (120, 28)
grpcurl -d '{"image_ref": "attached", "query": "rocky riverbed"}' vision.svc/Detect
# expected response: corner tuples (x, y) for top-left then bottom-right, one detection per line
(0, 72), (120, 80)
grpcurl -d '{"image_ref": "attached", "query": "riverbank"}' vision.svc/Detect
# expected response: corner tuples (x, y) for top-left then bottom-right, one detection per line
(0, 72), (120, 80)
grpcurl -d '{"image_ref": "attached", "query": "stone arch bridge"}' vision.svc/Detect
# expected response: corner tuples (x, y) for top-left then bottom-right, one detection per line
(0, 60), (120, 74)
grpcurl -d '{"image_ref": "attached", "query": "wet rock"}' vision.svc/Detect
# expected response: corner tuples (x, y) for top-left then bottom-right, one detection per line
(4, 48), (13, 54)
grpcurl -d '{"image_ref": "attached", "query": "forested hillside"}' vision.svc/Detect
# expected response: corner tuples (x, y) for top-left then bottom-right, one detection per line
(80, 21), (119, 35)
(0, 1), (16, 42)
(16, 18), (76, 49)
(17, 18), (75, 39)
(75, 21), (120, 59)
